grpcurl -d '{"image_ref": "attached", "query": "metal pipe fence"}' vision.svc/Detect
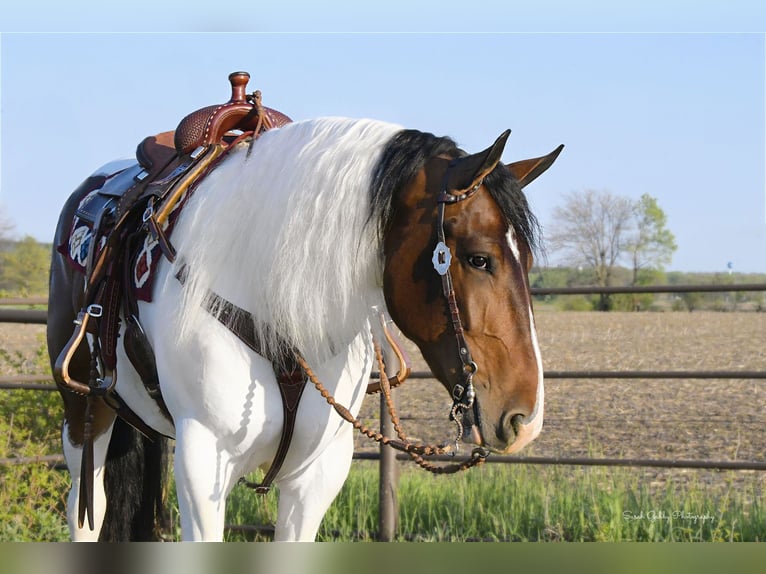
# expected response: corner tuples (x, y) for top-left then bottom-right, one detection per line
(2, 285), (765, 540)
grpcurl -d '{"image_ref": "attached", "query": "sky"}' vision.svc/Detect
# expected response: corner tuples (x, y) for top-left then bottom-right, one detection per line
(1, 3), (765, 274)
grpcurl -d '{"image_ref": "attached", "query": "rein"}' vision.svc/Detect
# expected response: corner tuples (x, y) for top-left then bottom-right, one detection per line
(298, 340), (489, 475)
(238, 158), (494, 486)
(187, 152), (494, 490)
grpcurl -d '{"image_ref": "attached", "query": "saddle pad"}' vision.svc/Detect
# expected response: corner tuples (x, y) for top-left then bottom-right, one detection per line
(58, 165), (191, 303)
(131, 188), (191, 302)
(57, 166), (135, 274)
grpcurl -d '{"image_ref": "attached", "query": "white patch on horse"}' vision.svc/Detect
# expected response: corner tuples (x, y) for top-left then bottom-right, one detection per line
(62, 420), (114, 541)
(505, 227), (521, 262)
(170, 118), (402, 364)
(505, 308), (545, 453)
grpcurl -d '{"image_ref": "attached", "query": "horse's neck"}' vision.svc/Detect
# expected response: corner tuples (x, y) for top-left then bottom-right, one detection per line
(169, 135), (387, 365)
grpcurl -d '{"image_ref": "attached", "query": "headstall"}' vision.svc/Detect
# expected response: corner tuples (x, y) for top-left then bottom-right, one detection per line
(432, 162), (483, 434)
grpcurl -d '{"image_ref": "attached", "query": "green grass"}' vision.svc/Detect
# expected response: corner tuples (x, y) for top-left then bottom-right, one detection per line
(2, 338), (764, 542)
(0, 385), (70, 542)
(224, 461), (766, 542)
(2, 454), (764, 542)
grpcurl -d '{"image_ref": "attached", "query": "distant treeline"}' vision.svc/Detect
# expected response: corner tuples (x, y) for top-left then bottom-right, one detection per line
(530, 266), (766, 312)
(0, 237), (52, 297)
(0, 238), (763, 311)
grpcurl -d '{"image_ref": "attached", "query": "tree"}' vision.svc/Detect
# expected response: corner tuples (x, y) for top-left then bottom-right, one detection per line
(548, 189), (634, 310)
(0, 235), (51, 296)
(626, 193), (677, 286)
(548, 190), (677, 311)
(0, 206), (15, 250)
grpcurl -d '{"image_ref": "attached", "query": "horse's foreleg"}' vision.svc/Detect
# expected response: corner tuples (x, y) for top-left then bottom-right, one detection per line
(274, 429), (355, 541)
(174, 418), (233, 541)
(62, 419), (115, 541)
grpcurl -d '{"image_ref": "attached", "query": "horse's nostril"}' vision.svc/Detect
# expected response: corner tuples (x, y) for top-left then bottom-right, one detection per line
(498, 412), (526, 443)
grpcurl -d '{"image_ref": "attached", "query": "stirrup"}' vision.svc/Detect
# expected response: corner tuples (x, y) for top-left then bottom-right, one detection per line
(54, 305), (115, 396)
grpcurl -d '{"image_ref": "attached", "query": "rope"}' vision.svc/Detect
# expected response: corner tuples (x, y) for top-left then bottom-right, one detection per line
(295, 339), (488, 475)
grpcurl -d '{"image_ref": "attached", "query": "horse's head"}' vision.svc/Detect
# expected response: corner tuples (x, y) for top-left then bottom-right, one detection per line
(380, 130), (562, 454)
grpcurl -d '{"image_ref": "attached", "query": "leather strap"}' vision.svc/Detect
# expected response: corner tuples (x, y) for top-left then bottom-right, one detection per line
(435, 180), (479, 407)
(206, 291), (307, 494)
(121, 230), (174, 425)
(176, 266), (307, 493)
(249, 361), (306, 494)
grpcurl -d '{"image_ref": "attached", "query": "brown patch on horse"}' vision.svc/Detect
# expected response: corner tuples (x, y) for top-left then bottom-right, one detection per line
(382, 138), (542, 453)
(48, 187), (117, 446)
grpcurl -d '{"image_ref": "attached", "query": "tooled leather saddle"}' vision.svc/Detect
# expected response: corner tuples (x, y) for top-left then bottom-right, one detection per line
(55, 72), (413, 530)
(55, 72), (298, 499)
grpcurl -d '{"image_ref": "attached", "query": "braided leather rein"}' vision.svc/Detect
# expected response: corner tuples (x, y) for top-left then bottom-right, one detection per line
(297, 338), (489, 475)
(293, 162), (493, 474)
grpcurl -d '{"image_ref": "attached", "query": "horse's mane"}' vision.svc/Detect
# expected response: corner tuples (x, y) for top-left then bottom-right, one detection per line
(170, 117), (403, 363)
(168, 117), (539, 364)
(370, 129), (541, 253)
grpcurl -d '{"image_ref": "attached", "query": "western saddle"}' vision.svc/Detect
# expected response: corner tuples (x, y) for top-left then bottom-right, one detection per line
(55, 71), (293, 427)
(54, 73), (409, 527)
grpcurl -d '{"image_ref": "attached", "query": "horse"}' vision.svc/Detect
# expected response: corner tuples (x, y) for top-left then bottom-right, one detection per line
(47, 114), (562, 541)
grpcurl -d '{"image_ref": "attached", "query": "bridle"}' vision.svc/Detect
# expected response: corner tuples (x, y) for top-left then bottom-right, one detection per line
(187, 155), (494, 491)
(432, 161), (484, 433)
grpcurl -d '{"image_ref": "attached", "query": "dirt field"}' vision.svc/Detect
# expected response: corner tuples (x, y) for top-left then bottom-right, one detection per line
(3, 311), (765, 480)
(356, 311), (766, 467)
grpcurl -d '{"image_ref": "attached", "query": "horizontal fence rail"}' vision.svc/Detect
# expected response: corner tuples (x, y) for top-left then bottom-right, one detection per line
(3, 283), (764, 323)
(0, 308), (47, 323)
(376, 370), (766, 380)
(353, 452), (766, 471)
(0, 297), (48, 306)
(2, 287), (764, 540)
(0, 375), (57, 391)
(530, 283), (766, 295)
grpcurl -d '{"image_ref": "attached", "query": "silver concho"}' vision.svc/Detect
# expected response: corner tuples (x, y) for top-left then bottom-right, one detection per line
(432, 241), (452, 275)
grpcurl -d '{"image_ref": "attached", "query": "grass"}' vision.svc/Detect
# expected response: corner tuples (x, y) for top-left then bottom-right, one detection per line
(2, 433), (765, 542)
(0, 387), (69, 542)
(2, 327), (765, 542)
(223, 461), (766, 542)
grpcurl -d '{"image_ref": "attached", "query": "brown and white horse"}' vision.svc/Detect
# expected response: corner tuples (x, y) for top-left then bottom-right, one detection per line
(47, 117), (561, 541)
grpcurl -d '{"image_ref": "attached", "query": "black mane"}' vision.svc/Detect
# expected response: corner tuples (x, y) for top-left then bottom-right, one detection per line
(370, 129), (541, 253)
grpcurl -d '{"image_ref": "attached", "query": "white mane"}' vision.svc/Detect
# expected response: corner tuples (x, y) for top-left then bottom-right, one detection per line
(166, 117), (403, 363)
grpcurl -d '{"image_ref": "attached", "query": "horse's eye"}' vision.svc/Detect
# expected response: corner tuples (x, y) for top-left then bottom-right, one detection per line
(468, 255), (490, 270)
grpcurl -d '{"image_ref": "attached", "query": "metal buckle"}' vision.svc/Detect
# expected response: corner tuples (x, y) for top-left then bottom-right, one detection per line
(86, 304), (103, 318)
(463, 361), (478, 375)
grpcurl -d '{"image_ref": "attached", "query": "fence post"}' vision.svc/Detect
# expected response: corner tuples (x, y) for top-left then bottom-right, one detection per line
(378, 389), (399, 541)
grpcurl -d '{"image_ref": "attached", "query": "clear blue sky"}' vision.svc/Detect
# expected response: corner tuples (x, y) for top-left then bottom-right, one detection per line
(1, 3), (765, 273)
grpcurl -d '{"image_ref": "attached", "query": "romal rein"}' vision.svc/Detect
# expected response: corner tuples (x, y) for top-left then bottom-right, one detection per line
(297, 160), (493, 475)
(189, 158), (491, 489)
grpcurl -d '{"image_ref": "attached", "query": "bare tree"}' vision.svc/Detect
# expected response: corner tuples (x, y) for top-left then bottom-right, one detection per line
(0, 207), (16, 256)
(548, 189), (634, 310)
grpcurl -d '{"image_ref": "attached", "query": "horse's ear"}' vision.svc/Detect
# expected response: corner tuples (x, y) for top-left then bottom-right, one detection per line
(443, 129), (511, 195)
(506, 144), (564, 189)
